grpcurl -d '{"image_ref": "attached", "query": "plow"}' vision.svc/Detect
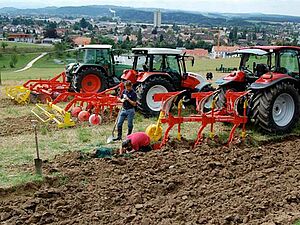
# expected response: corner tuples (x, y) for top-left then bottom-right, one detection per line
(146, 90), (250, 149)
(31, 83), (124, 128)
(5, 72), (70, 104)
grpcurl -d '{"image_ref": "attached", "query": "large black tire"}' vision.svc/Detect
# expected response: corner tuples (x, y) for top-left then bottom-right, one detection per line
(137, 76), (174, 117)
(72, 68), (108, 93)
(215, 87), (227, 109)
(250, 82), (300, 134)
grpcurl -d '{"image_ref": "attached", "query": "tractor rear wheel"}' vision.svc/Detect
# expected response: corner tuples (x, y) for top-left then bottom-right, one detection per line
(137, 76), (174, 116)
(73, 68), (108, 93)
(250, 82), (300, 133)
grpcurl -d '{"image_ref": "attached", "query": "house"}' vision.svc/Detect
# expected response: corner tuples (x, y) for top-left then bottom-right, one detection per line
(42, 38), (62, 44)
(183, 48), (209, 58)
(72, 36), (91, 46)
(7, 33), (35, 43)
(211, 46), (240, 59)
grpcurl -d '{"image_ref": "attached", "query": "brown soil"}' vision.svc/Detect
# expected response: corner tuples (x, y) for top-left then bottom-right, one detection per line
(0, 139), (300, 225)
(0, 98), (19, 108)
(0, 115), (36, 137)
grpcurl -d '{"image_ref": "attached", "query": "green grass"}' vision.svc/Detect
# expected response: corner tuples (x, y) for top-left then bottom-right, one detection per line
(294, 221), (300, 225)
(33, 54), (70, 68)
(1, 67), (65, 83)
(0, 169), (44, 188)
(0, 41), (53, 54)
(187, 57), (240, 80)
(0, 53), (40, 71)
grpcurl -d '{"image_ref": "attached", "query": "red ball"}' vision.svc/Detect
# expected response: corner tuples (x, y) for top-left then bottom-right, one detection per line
(78, 110), (90, 122)
(71, 106), (82, 117)
(89, 114), (102, 125)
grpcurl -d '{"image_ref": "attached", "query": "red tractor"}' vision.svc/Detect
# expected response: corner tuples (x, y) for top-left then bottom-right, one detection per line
(121, 48), (213, 116)
(216, 46), (300, 134)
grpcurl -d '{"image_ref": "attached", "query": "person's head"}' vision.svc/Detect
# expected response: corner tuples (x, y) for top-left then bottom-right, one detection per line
(121, 139), (132, 152)
(125, 80), (133, 91)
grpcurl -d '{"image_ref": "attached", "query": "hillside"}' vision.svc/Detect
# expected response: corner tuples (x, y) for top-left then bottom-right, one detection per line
(1, 5), (300, 25)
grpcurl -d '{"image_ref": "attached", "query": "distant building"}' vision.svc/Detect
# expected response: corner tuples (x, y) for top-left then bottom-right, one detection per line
(211, 46), (240, 59)
(72, 36), (91, 46)
(42, 38), (62, 44)
(7, 33), (34, 43)
(183, 48), (209, 58)
(154, 10), (162, 28)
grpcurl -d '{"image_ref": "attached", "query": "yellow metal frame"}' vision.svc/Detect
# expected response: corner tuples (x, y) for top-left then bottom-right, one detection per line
(5, 86), (31, 104)
(31, 103), (75, 128)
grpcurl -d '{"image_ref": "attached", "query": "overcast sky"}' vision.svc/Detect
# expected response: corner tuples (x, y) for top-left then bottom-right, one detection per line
(0, 0), (299, 16)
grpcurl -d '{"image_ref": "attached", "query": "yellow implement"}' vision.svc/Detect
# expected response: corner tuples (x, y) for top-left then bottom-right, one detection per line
(31, 103), (75, 128)
(145, 111), (164, 142)
(5, 86), (31, 104)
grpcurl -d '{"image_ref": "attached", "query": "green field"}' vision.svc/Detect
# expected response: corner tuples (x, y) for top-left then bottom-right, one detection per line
(0, 41), (53, 54)
(0, 53), (40, 71)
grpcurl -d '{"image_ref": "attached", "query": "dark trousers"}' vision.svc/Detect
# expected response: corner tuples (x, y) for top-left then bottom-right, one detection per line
(117, 108), (135, 138)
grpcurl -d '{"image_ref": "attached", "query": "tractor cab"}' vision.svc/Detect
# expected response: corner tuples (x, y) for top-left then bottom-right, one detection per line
(66, 45), (131, 93)
(216, 46), (300, 89)
(122, 48), (212, 115)
(216, 48), (274, 89)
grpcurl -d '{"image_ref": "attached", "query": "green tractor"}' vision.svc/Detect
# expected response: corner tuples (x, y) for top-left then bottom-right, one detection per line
(66, 45), (131, 93)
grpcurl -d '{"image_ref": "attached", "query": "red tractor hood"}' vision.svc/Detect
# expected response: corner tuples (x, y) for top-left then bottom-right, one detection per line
(182, 72), (211, 90)
(215, 70), (246, 86)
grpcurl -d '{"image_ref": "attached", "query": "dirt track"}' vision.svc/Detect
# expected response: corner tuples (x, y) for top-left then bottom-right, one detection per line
(0, 138), (300, 225)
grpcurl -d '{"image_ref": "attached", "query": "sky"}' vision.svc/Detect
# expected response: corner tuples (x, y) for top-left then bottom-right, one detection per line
(0, 0), (299, 16)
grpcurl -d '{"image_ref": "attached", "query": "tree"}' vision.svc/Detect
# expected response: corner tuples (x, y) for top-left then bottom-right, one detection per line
(79, 18), (90, 29)
(159, 34), (164, 42)
(44, 28), (58, 38)
(10, 53), (18, 68)
(123, 26), (132, 36)
(137, 28), (143, 45)
(54, 42), (67, 58)
(176, 38), (184, 47)
(152, 27), (158, 35)
(1, 42), (8, 50)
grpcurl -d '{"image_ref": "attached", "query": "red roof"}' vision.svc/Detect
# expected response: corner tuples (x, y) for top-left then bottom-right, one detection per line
(8, 33), (33, 38)
(183, 48), (208, 57)
(72, 36), (91, 46)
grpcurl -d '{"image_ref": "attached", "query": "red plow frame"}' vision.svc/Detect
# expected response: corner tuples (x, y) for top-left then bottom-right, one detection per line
(148, 90), (249, 149)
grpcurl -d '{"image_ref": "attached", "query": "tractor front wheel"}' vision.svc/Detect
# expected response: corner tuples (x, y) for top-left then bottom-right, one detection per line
(137, 77), (174, 116)
(251, 82), (300, 134)
(73, 68), (107, 93)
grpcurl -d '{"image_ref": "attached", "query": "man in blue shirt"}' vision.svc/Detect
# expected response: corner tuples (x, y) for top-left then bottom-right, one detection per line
(113, 81), (137, 141)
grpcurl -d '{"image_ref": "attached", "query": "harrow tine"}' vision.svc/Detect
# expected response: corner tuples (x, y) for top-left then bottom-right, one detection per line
(5, 86), (31, 104)
(31, 103), (75, 128)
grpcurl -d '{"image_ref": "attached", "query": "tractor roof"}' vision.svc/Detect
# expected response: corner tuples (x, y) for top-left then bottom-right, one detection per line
(78, 44), (113, 49)
(247, 46), (300, 52)
(231, 48), (269, 56)
(132, 48), (182, 55)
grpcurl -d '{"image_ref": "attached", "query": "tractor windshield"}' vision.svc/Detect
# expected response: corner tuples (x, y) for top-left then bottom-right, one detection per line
(133, 55), (149, 71)
(77, 48), (111, 65)
(240, 53), (275, 76)
(278, 50), (300, 77)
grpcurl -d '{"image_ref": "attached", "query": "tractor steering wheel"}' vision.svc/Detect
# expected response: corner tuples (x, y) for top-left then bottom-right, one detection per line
(241, 66), (254, 76)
